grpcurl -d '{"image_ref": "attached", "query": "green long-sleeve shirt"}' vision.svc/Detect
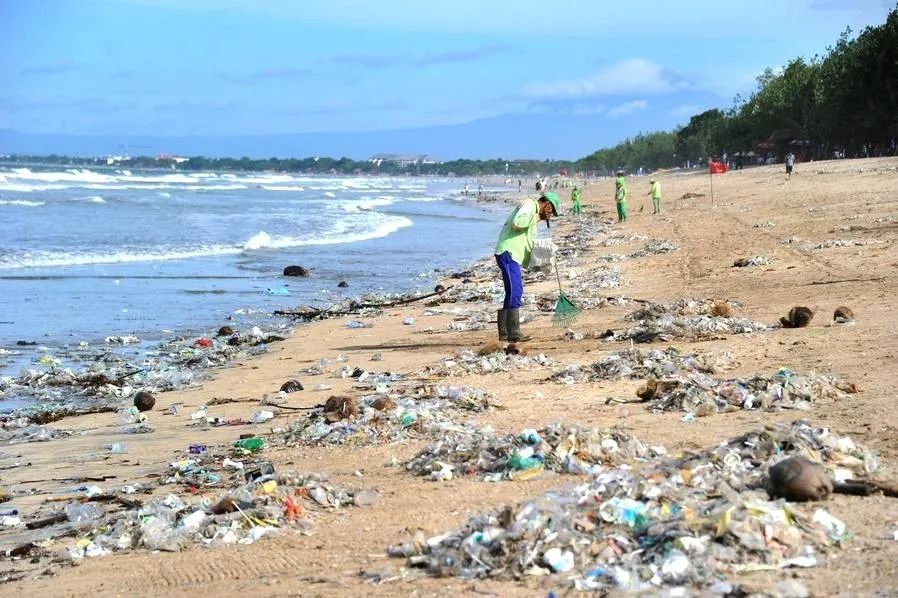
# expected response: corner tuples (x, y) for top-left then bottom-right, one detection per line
(650, 181), (661, 199)
(615, 176), (628, 202)
(494, 197), (538, 266)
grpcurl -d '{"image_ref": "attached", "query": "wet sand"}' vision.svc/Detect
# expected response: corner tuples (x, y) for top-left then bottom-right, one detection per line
(2, 157), (898, 596)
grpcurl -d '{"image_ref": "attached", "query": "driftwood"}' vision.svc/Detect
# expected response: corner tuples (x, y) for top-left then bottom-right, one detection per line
(805, 277), (886, 286)
(275, 286), (454, 319)
(834, 479), (898, 498)
(25, 513), (67, 530)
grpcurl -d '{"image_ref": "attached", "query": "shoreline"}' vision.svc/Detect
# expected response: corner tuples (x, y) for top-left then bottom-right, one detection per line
(2, 157), (897, 596)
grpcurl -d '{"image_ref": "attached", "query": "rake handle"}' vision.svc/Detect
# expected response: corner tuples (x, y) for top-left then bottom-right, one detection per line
(554, 260), (564, 294)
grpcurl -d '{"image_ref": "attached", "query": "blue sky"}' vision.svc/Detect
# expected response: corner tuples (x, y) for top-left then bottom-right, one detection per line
(0, 0), (893, 157)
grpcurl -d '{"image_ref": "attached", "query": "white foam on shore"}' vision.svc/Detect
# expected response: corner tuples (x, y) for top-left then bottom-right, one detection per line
(260, 185), (306, 191)
(0, 215), (414, 269)
(241, 215), (411, 251)
(0, 199), (45, 207)
(341, 197), (395, 212)
(73, 196), (106, 203)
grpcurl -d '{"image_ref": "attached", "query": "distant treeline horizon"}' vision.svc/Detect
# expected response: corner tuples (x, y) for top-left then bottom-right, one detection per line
(4, 7), (896, 178)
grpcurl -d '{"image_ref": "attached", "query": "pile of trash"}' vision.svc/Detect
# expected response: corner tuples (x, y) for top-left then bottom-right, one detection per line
(550, 347), (736, 385)
(404, 422), (657, 482)
(389, 420), (875, 592)
(606, 299), (769, 343)
(420, 349), (553, 377)
(0, 419), (71, 443)
(281, 384), (495, 447)
(602, 232), (649, 247)
(624, 299), (739, 321)
(733, 255), (772, 267)
(575, 266), (622, 290)
(627, 239), (678, 258)
(639, 368), (855, 415)
(808, 239), (883, 250)
(57, 468), (372, 560)
(1, 324), (290, 409)
(432, 281), (503, 305)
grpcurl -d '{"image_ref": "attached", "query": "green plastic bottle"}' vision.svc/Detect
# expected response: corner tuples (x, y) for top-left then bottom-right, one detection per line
(233, 437), (264, 452)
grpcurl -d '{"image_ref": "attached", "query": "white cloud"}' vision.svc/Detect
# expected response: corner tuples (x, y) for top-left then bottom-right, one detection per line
(523, 59), (689, 99)
(571, 103), (606, 115)
(607, 99), (648, 118)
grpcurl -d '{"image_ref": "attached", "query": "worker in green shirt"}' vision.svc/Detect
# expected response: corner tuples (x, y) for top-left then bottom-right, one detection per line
(614, 171), (628, 223)
(570, 185), (582, 215)
(494, 192), (559, 342)
(648, 178), (662, 214)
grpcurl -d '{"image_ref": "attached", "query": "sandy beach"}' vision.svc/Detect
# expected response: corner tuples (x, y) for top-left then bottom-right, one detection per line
(3, 157), (898, 596)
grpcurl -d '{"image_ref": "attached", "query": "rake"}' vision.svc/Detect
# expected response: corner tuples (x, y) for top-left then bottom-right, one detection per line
(552, 260), (581, 327)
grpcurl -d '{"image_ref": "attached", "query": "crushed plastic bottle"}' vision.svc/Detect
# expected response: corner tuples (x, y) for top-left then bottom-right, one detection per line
(233, 437), (265, 452)
(107, 442), (127, 454)
(250, 410), (275, 424)
(66, 502), (103, 523)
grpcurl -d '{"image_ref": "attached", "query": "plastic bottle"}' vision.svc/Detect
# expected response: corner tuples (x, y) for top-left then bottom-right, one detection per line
(250, 410), (274, 424)
(233, 437), (265, 452)
(65, 502), (103, 523)
(107, 442), (127, 454)
(518, 429), (541, 445)
(353, 490), (380, 507)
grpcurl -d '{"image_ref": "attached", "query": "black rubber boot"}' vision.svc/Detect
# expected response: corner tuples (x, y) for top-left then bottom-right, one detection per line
(497, 309), (508, 341)
(506, 308), (531, 342)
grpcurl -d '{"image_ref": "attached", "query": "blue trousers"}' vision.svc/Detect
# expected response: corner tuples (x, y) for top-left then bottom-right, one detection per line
(495, 251), (523, 309)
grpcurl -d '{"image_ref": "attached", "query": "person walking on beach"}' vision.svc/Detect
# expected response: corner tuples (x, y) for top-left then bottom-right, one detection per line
(647, 178), (662, 214)
(494, 192), (559, 342)
(785, 151), (796, 180)
(614, 171), (628, 223)
(570, 185), (582, 215)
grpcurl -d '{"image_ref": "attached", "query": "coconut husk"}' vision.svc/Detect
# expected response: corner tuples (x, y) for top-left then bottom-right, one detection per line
(323, 396), (358, 422)
(280, 379), (304, 393)
(370, 396), (396, 411)
(780, 306), (814, 328)
(710, 301), (734, 318)
(478, 341), (504, 356)
(833, 306), (855, 323)
(133, 390), (156, 412)
(767, 456), (833, 501)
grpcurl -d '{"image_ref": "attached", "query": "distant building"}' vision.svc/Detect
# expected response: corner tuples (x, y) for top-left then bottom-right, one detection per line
(368, 153), (440, 168)
(157, 154), (189, 164)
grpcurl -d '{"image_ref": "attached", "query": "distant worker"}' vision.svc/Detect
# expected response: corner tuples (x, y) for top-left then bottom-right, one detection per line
(518, 179), (522, 192)
(614, 171), (628, 223)
(785, 151), (796, 180)
(647, 178), (662, 214)
(464, 184), (469, 196)
(494, 192), (559, 342)
(570, 185), (582, 215)
(478, 183), (483, 197)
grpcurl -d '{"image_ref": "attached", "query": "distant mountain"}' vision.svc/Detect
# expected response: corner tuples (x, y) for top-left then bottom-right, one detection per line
(0, 106), (684, 160)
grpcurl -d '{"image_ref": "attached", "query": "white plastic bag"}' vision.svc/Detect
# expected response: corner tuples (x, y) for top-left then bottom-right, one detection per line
(529, 238), (557, 270)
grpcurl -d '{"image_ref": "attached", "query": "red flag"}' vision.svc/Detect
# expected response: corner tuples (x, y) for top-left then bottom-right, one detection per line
(709, 161), (728, 174)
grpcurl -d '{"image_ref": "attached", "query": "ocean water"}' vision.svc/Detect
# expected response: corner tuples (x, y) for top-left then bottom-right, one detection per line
(0, 166), (504, 377)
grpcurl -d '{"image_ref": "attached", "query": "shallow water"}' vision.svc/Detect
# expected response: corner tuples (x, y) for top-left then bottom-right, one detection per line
(0, 166), (505, 378)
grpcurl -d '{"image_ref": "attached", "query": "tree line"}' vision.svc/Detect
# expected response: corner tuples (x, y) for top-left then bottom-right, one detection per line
(582, 5), (898, 173)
